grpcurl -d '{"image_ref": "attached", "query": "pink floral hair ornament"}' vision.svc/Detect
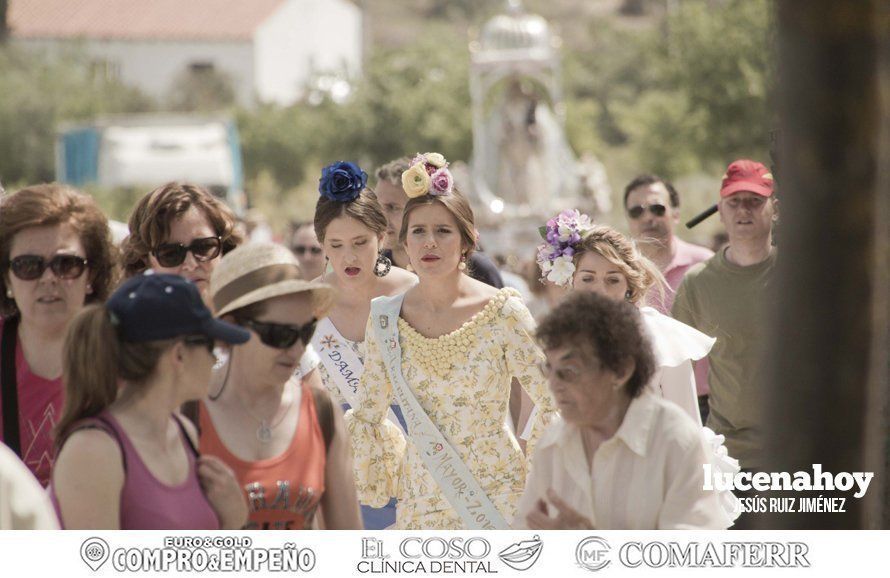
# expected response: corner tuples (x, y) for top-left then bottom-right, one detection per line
(401, 152), (454, 198)
(535, 209), (595, 287)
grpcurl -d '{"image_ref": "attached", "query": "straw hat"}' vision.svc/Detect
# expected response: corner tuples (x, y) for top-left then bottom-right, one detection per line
(210, 242), (335, 318)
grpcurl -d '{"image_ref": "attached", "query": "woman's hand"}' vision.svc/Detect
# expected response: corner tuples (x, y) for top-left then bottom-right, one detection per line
(525, 489), (594, 530)
(198, 455), (248, 530)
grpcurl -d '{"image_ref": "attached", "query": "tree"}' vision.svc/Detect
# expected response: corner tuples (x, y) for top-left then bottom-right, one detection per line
(563, 0), (773, 179)
(0, 0), (8, 44)
(238, 23), (472, 187)
(620, 0), (774, 177)
(0, 46), (153, 185)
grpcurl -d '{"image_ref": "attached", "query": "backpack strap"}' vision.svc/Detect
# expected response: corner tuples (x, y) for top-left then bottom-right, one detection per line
(1, 316), (21, 456)
(171, 412), (200, 458)
(310, 385), (334, 453)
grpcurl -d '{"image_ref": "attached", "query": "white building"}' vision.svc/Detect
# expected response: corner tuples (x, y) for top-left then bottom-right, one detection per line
(8, 0), (363, 107)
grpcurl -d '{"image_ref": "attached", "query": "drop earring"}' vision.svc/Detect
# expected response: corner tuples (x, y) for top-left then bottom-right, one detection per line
(458, 254), (467, 272)
(625, 289), (632, 301)
(374, 252), (392, 277)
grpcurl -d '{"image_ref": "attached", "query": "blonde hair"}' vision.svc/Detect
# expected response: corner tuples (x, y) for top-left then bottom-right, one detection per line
(573, 225), (667, 305)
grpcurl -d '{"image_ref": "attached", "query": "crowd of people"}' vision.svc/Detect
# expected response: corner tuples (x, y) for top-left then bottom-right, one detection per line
(0, 151), (778, 531)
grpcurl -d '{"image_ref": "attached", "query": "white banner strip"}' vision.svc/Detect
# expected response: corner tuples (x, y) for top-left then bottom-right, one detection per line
(0, 530), (887, 577)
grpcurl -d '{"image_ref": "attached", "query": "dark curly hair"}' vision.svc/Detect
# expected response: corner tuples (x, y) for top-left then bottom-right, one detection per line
(121, 182), (242, 278)
(536, 291), (656, 397)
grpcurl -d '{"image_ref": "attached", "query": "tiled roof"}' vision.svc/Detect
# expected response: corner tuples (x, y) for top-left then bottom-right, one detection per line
(8, 0), (290, 41)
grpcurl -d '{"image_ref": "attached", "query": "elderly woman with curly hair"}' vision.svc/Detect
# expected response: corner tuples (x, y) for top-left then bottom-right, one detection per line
(0, 184), (118, 486)
(515, 292), (733, 530)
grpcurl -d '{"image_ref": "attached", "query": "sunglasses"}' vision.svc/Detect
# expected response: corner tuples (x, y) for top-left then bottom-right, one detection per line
(8, 254), (88, 281)
(182, 335), (220, 364)
(292, 245), (323, 256)
(627, 204), (667, 219)
(237, 318), (318, 349)
(152, 236), (222, 268)
(182, 335), (216, 355)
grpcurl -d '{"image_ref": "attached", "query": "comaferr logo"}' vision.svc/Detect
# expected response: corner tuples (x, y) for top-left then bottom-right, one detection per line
(575, 538), (810, 571)
(576, 537), (611, 572)
(618, 542), (810, 568)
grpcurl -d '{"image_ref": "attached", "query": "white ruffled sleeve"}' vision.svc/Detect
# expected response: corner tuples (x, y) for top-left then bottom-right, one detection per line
(640, 307), (714, 425)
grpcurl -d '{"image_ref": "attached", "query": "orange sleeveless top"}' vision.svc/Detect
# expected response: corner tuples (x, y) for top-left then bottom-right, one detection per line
(198, 382), (326, 530)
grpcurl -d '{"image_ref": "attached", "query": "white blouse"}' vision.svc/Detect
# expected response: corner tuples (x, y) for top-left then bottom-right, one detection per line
(640, 306), (714, 426)
(514, 391), (733, 530)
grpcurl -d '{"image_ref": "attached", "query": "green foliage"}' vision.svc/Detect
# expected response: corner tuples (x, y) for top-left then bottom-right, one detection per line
(563, 19), (659, 148)
(81, 185), (146, 223)
(237, 24), (471, 191)
(563, 0), (773, 180)
(663, 0), (774, 167)
(0, 1), (773, 230)
(0, 45), (153, 185)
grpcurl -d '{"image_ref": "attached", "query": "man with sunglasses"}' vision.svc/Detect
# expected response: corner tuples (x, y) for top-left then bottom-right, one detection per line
(624, 174), (715, 424)
(623, 175), (714, 315)
(671, 160), (779, 518)
(287, 222), (326, 281)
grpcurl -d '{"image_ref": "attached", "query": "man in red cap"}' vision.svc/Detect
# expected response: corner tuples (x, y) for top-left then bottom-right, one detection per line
(671, 159), (778, 504)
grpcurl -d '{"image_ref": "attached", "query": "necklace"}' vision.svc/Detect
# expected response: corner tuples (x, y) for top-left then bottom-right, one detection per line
(233, 382), (296, 443)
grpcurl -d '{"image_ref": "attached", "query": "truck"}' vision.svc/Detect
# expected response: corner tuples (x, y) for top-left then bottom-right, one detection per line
(56, 114), (246, 216)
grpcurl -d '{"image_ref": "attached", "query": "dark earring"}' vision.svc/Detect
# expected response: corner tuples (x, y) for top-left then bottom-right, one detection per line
(374, 253), (392, 277)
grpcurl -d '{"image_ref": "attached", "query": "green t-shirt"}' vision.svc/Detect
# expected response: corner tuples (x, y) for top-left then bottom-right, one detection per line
(671, 246), (777, 469)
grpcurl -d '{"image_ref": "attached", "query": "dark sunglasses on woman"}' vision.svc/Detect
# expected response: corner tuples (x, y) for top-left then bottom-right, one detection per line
(182, 335), (216, 355)
(292, 245), (323, 256)
(152, 236), (222, 268)
(182, 335), (221, 365)
(627, 203), (667, 219)
(236, 318), (318, 349)
(8, 254), (88, 281)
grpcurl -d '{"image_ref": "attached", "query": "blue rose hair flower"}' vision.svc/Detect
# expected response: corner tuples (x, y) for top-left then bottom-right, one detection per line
(318, 161), (368, 203)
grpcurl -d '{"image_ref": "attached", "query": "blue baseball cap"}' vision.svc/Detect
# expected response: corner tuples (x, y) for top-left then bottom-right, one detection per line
(108, 272), (250, 344)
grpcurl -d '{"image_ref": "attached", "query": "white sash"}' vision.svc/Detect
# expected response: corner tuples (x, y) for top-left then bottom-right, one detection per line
(312, 317), (403, 430)
(370, 293), (509, 530)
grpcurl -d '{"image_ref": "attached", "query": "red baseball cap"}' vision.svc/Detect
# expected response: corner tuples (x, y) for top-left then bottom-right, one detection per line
(719, 159), (774, 198)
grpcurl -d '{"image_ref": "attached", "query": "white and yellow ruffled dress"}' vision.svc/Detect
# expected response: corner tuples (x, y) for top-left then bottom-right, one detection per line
(344, 288), (556, 529)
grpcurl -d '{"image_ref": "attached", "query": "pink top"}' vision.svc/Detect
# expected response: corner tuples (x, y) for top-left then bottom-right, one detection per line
(650, 239), (714, 397)
(50, 412), (220, 530)
(0, 318), (64, 487)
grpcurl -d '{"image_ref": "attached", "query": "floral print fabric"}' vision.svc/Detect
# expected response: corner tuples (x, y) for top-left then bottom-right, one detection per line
(344, 288), (556, 529)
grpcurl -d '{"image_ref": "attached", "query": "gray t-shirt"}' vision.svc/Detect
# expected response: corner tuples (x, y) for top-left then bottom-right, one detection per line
(672, 246), (777, 469)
